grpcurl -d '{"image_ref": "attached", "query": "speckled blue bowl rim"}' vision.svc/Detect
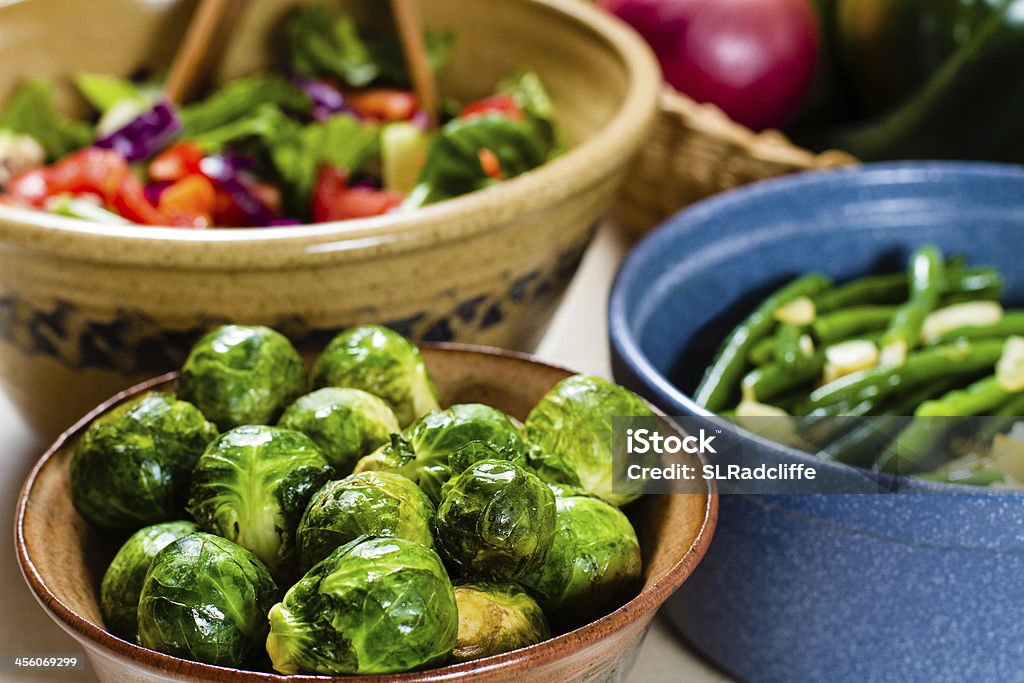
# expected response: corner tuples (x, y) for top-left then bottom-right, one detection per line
(609, 161), (1024, 502)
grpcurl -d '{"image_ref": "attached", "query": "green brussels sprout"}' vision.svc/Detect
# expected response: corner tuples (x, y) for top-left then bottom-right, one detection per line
(310, 325), (440, 427)
(296, 471), (435, 572)
(187, 425), (334, 576)
(100, 520), (198, 640)
(278, 388), (399, 475)
(137, 532), (278, 667)
(178, 325), (306, 431)
(519, 494), (642, 630)
(266, 536), (458, 675)
(435, 459), (556, 581)
(525, 374), (654, 506)
(353, 403), (528, 503)
(452, 581), (550, 661)
(70, 392), (218, 531)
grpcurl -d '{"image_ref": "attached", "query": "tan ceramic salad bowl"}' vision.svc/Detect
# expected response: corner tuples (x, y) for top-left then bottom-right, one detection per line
(16, 344), (717, 683)
(0, 0), (660, 438)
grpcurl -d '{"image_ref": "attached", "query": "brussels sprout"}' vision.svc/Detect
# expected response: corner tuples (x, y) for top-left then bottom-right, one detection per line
(296, 471), (435, 572)
(310, 325), (440, 427)
(137, 532), (278, 667)
(519, 494), (642, 630)
(187, 425), (334, 576)
(525, 374), (654, 506)
(354, 403), (528, 502)
(278, 388), (399, 475)
(70, 392), (217, 531)
(100, 520), (198, 640)
(266, 536), (457, 675)
(178, 325), (306, 431)
(452, 581), (550, 661)
(435, 459), (556, 581)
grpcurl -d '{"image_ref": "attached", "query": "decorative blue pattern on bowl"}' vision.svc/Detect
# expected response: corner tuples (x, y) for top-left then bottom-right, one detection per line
(608, 162), (1024, 682)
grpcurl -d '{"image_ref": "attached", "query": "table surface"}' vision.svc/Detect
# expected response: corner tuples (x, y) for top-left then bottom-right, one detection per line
(0, 222), (728, 682)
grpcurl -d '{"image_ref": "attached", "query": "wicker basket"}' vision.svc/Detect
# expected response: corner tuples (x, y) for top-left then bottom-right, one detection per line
(614, 87), (856, 234)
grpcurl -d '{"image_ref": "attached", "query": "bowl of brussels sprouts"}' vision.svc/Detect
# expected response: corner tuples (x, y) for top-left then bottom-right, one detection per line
(0, 0), (660, 439)
(608, 162), (1024, 681)
(16, 324), (715, 682)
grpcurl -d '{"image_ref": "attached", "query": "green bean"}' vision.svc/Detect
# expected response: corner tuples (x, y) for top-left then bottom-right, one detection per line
(694, 273), (832, 412)
(797, 339), (1006, 414)
(878, 373), (1013, 474)
(880, 245), (944, 364)
(977, 392), (1024, 443)
(741, 351), (826, 404)
(930, 312), (1024, 346)
(810, 267), (1002, 314)
(775, 323), (811, 368)
(821, 381), (959, 466)
(916, 467), (1006, 486)
(812, 306), (896, 342)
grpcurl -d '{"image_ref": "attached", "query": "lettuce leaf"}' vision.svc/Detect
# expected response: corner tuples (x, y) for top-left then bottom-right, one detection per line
(498, 71), (567, 157)
(0, 80), (92, 159)
(180, 75), (310, 137)
(74, 73), (150, 114)
(406, 115), (547, 207)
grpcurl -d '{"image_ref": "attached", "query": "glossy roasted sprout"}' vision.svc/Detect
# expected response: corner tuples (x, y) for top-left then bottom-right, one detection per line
(452, 581), (550, 661)
(296, 471), (435, 572)
(187, 425), (334, 577)
(178, 325), (306, 431)
(435, 459), (556, 581)
(266, 536), (458, 675)
(310, 325), (440, 427)
(526, 374), (655, 506)
(100, 520), (198, 640)
(69, 392), (217, 530)
(520, 492), (642, 631)
(355, 402), (528, 502)
(278, 387), (400, 475)
(137, 532), (278, 667)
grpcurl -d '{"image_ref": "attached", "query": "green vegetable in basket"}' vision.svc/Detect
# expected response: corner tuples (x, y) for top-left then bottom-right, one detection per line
(353, 402), (528, 502)
(100, 520), (198, 640)
(310, 325), (440, 427)
(178, 325), (306, 431)
(266, 536), (458, 675)
(278, 388), (399, 475)
(525, 374), (656, 506)
(187, 425), (334, 577)
(435, 459), (556, 581)
(519, 492), (642, 630)
(137, 532), (278, 667)
(452, 581), (550, 661)
(295, 471), (435, 572)
(69, 392), (217, 531)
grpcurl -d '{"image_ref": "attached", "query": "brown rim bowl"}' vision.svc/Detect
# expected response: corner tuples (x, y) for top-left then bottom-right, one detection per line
(15, 344), (716, 682)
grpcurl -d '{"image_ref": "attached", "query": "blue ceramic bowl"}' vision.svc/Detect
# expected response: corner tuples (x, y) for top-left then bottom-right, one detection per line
(609, 162), (1024, 682)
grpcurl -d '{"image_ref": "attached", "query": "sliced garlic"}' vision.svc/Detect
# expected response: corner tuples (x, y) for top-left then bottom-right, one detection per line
(996, 336), (1024, 392)
(774, 296), (816, 326)
(823, 339), (880, 385)
(879, 339), (908, 367)
(922, 301), (1004, 343)
(991, 428), (1024, 485)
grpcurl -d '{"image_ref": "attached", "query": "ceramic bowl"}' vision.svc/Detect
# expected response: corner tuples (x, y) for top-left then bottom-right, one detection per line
(608, 162), (1024, 681)
(0, 0), (660, 438)
(15, 344), (716, 683)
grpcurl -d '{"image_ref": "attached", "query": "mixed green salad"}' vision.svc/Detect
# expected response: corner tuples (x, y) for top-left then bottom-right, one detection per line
(0, 4), (563, 228)
(72, 324), (649, 674)
(695, 246), (1024, 486)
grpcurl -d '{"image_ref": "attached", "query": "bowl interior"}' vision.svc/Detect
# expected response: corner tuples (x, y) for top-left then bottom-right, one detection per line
(609, 162), (1024, 543)
(17, 346), (714, 681)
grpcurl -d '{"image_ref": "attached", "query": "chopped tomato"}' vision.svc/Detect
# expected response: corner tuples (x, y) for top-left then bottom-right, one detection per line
(149, 142), (205, 183)
(110, 175), (165, 225)
(348, 89), (418, 122)
(8, 147), (132, 209)
(7, 168), (51, 206)
(312, 165), (402, 222)
(158, 174), (217, 217)
(478, 148), (504, 180)
(211, 188), (246, 227)
(460, 95), (524, 121)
